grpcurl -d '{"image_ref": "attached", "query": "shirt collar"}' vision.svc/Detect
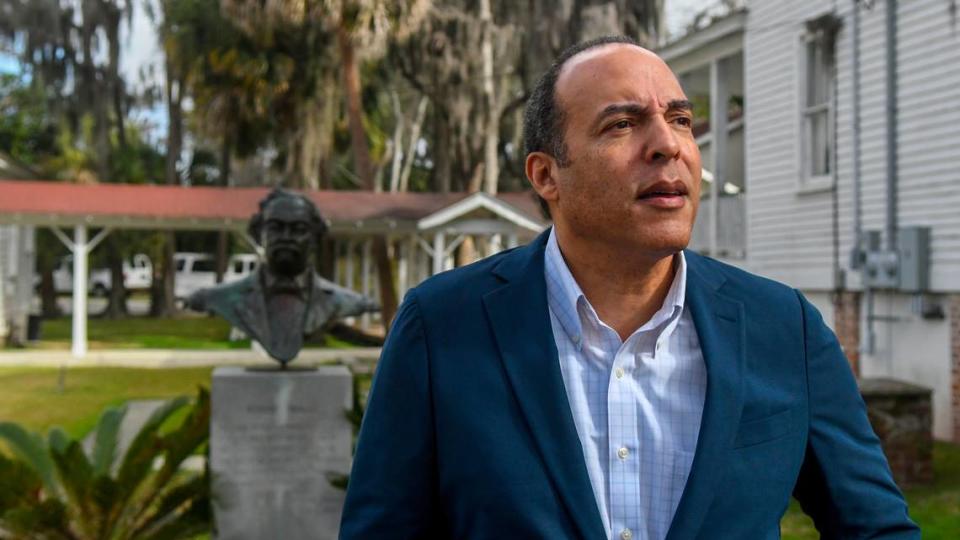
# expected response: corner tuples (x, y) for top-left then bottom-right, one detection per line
(544, 227), (687, 347)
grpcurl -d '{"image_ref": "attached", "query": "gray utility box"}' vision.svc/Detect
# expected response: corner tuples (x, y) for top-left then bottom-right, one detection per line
(861, 231), (899, 289)
(897, 226), (930, 293)
(858, 227), (931, 292)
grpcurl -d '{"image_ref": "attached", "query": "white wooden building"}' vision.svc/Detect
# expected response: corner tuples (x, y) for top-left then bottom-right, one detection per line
(661, 0), (960, 441)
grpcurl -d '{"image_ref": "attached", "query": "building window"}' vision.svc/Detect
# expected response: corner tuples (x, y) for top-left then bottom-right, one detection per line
(800, 15), (839, 190)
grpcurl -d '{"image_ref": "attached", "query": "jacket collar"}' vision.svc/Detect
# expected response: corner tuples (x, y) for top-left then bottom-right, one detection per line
(484, 229), (607, 540)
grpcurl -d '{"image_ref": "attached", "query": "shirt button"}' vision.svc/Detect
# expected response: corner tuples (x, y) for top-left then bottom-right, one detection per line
(617, 446), (629, 460)
(615, 367), (624, 379)
(656, 341), (662, 352)
(621, 528), (633, 540)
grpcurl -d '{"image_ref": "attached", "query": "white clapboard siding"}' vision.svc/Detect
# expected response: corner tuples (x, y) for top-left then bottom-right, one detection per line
(747, 0), (960, 292)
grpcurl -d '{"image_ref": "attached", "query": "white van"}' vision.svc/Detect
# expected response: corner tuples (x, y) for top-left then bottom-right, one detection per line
(52, 253), (152, 295)
(174, 252), (260, 299)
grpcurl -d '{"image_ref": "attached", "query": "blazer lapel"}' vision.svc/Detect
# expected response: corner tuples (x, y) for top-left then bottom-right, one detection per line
(482, 232), (606, 540)
(666, 252), (745, 540)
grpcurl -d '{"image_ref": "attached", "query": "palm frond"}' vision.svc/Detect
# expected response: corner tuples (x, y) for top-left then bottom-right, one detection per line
(115, 396), (190, 497)
(0, 421), (60, 498)
(128, 389), (210, 535)
(0, 498), (74, 540)
(49, 439), (95, 536)
(128, 473), (210, 540)
(91, 405), (128, 476)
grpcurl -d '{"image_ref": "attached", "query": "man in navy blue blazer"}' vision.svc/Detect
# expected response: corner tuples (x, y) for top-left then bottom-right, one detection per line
(340, 36), (919, 539)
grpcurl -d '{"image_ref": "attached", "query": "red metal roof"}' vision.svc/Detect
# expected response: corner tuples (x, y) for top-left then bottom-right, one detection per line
(0, 180), (544, 226)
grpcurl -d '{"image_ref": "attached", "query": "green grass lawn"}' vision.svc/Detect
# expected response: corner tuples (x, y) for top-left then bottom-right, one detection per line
(0, 366), (214, 439)
(36, 316), (247, 350)
(778, 441), (960, 539)
(28, 316), (359, 350)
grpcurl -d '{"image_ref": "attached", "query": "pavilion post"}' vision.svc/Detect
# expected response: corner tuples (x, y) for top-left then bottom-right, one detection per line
(71, 225), (88, 358)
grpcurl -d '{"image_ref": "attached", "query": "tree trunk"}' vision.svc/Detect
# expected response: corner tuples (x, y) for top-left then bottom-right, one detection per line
(400, 97), (429, 193)
(338, 26), (375, 191)
(40, 266), (60, 318)
(152, 62), (183, 317)
(103, 237), (128, 318)
(479, 0), (500, 194)
(106, 6), (126, 148)
(433, 109), (452, 193)
(215, 136), (232, 283)
(149, 232), (177, 317)
(337, 26), (399, 329)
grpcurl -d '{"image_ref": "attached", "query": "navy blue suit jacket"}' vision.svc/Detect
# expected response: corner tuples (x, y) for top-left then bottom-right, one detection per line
(340, 231), (919, 539)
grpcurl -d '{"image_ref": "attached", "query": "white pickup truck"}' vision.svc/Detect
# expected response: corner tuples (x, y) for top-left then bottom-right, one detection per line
(52, 253), (153, 295)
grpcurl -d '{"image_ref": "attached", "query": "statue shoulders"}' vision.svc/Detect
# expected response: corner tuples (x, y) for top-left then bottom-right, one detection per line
(187, 274), (259, 313)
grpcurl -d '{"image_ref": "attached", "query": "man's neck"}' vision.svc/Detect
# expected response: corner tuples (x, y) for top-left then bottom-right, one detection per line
(555, 229), (678, 341)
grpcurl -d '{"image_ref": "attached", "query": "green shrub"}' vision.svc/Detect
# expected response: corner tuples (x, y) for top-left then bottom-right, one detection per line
(0, 389), (211, 539)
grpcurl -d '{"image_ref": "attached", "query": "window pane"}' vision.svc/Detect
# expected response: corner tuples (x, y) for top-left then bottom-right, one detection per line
(193, 259), (216, 272)
(808, 109), (831, 176)
(806, 38), (831, 107)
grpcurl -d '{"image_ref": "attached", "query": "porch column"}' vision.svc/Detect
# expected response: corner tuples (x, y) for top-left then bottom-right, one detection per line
(344, 239), (356, 290)
(0, 228), (8, 341)
(432, 232), (445, 276)
(397, 236), (409, 297)
(361, 238), (372, 329)
(709, 57), (728, 256)
(332, 239), (341, 285)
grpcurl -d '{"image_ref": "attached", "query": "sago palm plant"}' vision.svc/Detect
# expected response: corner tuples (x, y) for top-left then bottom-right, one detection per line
(0, 388), (211, 539)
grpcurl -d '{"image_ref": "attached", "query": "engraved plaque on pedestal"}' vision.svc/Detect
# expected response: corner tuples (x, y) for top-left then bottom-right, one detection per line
(211, 365), (353, 539)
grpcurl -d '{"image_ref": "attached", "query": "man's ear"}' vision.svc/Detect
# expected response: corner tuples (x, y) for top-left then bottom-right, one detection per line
(525, 151), (559, 206)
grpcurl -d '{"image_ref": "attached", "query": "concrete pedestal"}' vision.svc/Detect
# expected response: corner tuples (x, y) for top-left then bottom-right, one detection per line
(211, 365), (353, 539)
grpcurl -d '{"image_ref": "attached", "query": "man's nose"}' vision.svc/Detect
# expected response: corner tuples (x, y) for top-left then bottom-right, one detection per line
(643, 116), (681, 163)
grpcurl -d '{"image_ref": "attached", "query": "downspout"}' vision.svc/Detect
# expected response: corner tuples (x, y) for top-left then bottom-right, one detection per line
(884, 0), (899, 252)
(851, 1), (863, 262)
(830, 1), (842, 296)
(851, 0), (873, 358)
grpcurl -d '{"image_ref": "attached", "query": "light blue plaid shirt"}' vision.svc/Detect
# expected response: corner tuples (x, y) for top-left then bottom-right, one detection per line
(544, 228), (707, 540)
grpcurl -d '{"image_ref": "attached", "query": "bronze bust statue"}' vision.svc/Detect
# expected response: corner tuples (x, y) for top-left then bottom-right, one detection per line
(187, 189), (378, 365)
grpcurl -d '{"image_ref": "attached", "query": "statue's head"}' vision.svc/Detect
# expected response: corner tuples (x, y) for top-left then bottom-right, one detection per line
(248, 189), (328, 278)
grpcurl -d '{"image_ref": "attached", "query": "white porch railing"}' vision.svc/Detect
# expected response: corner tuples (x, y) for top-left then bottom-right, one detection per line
(689, 194), (746, 259)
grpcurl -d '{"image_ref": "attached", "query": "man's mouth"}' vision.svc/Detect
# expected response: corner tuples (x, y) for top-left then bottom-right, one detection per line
(636, 181), (688, 208)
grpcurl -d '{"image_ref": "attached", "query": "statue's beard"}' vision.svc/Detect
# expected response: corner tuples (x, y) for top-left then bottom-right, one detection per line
(267, 246), (308, 277)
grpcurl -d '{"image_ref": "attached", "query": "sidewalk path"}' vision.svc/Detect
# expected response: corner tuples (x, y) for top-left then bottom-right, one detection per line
(0, 347), (382, 368)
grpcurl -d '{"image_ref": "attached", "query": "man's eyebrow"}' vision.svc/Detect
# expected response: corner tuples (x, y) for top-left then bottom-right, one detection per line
(595, 99), (693, 123)
(667, 99), (693, 112)
(597, 103), (650, 121)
